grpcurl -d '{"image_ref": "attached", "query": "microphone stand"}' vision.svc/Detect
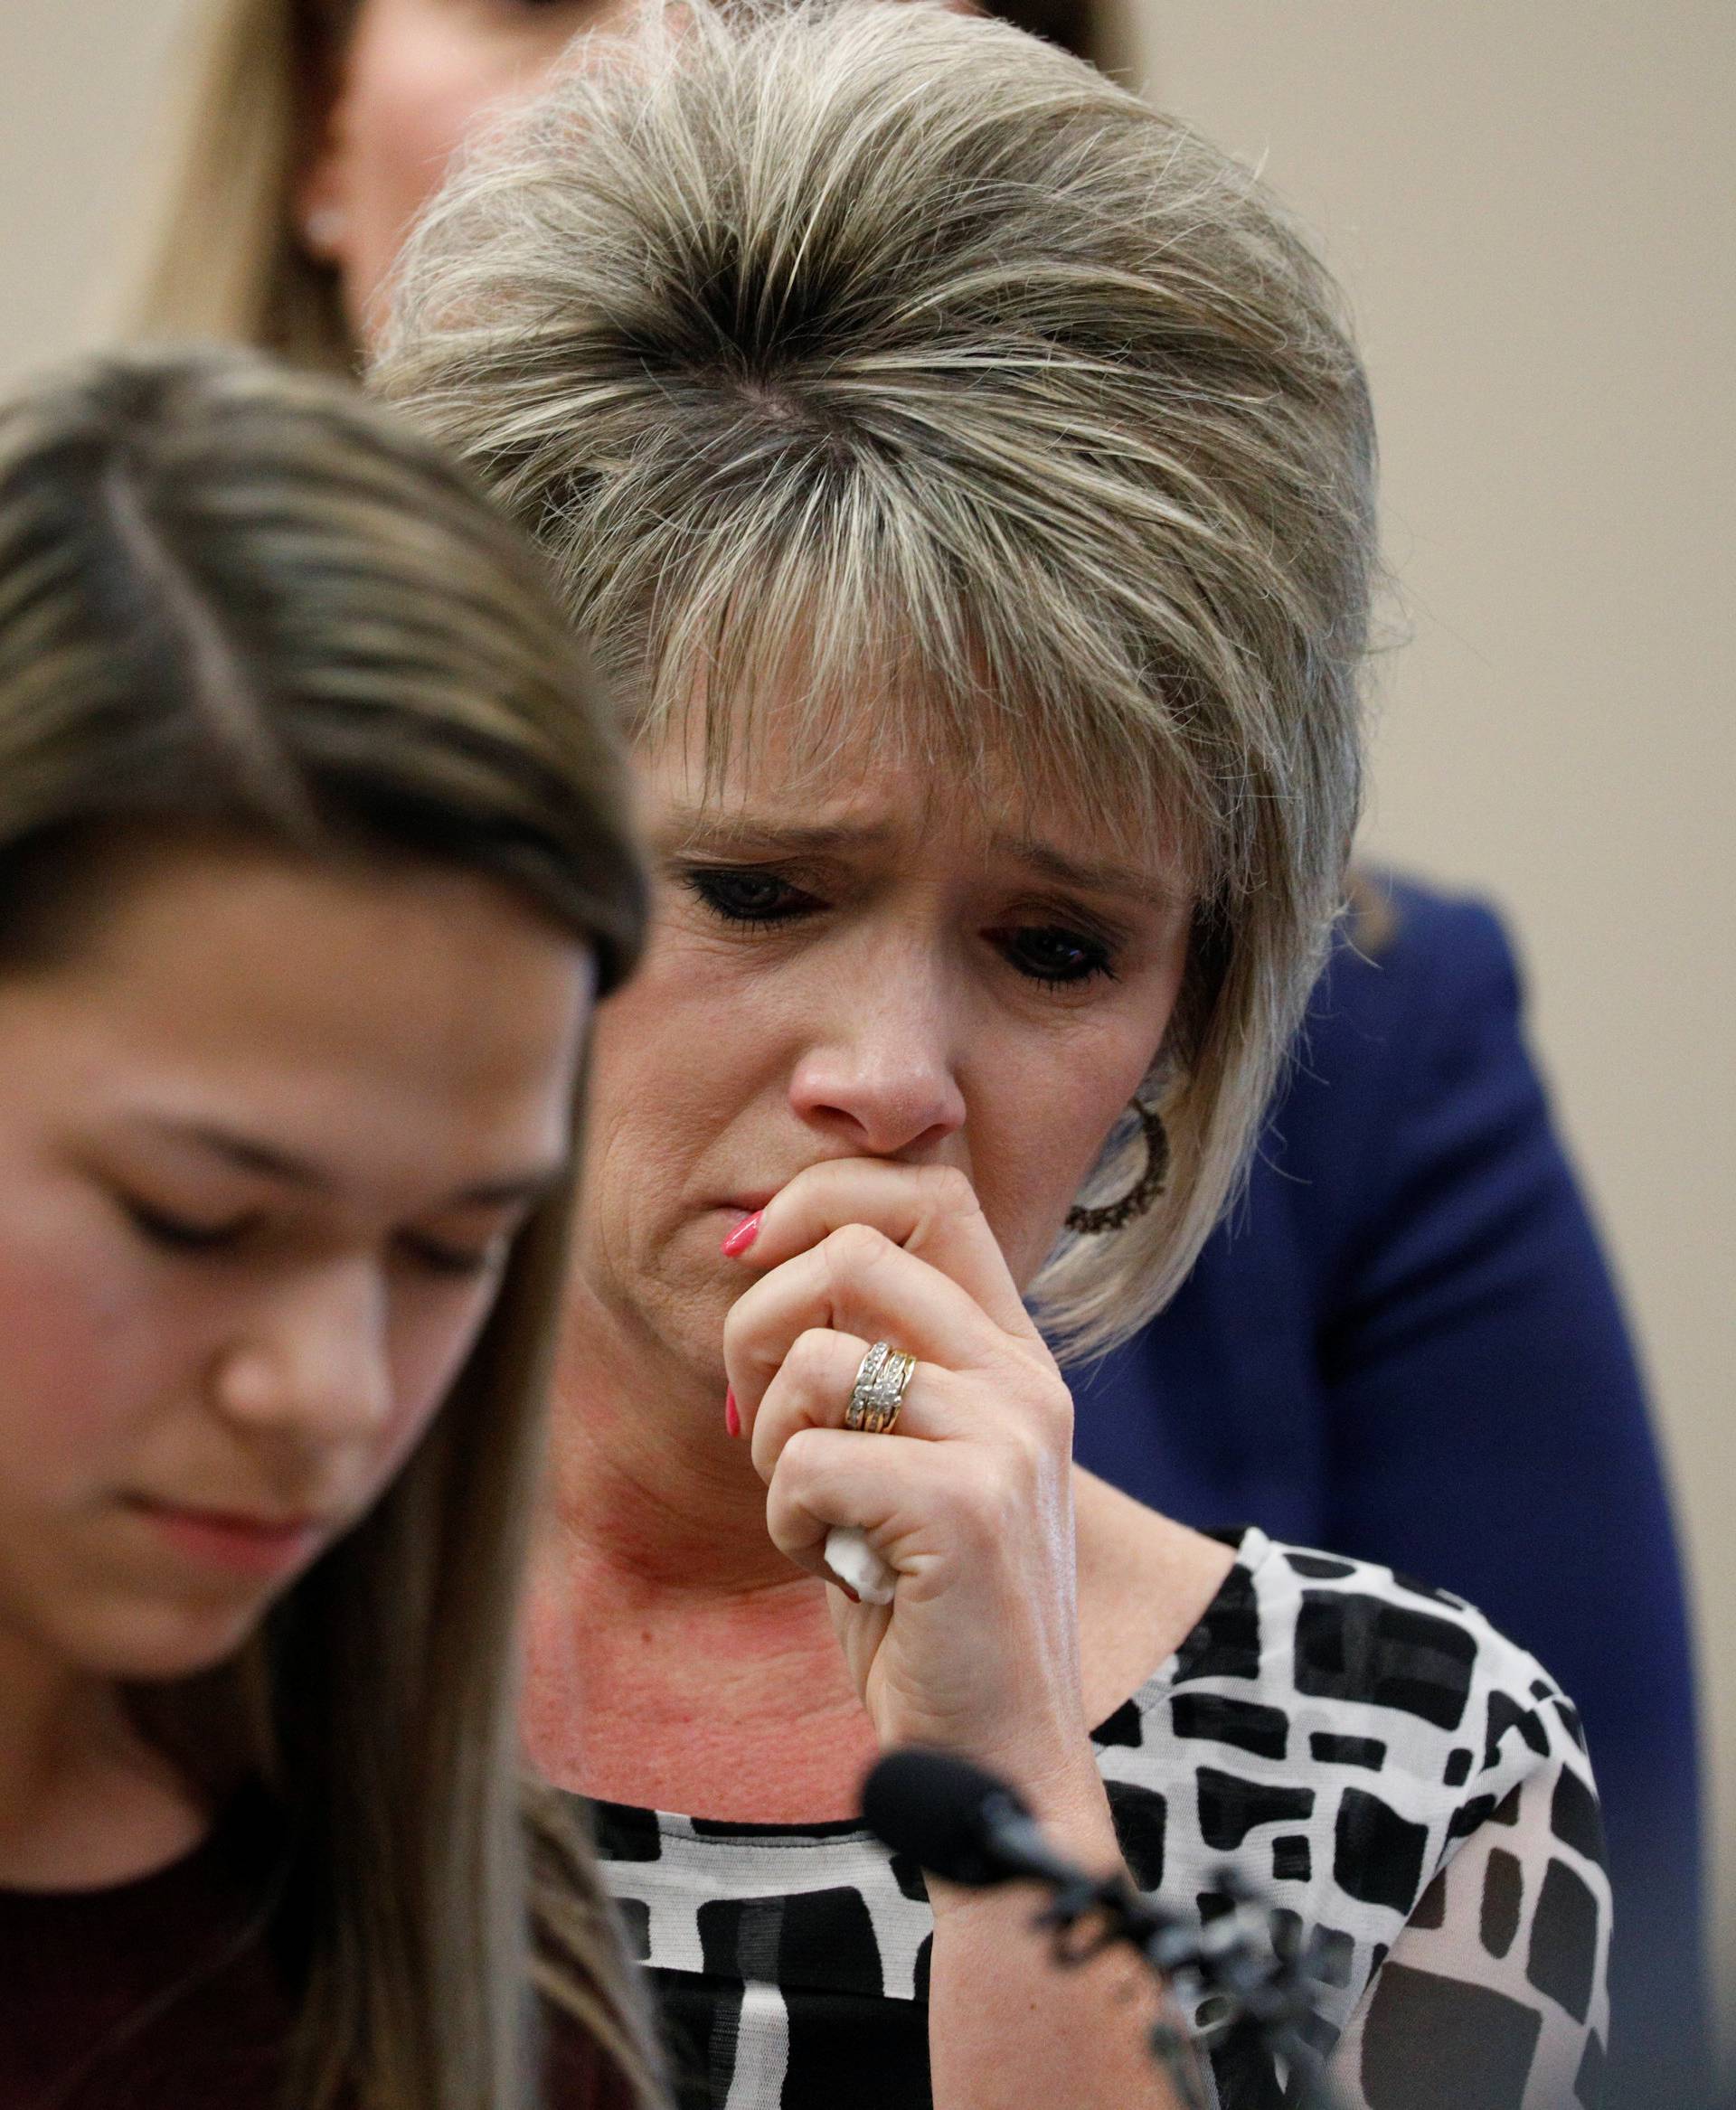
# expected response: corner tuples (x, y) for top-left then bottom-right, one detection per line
(860, 1750), (1346, 2110)
(1018, 1862), (1346, 2110)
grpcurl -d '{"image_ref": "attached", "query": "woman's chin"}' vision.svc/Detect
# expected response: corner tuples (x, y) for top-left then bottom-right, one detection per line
(69, 1591), (270, 1685)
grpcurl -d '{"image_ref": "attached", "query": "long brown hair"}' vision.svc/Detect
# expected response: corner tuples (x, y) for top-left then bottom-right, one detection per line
(0, 346), (661, 2109)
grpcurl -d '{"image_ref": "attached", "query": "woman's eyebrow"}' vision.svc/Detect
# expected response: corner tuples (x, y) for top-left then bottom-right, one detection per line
(663, 806), (890, 856)
(991, 834), (1181, 907)
(133, 1117), (564, 1208)
(137, 1116), (332, 1189)
(665, 805), (1178, 904)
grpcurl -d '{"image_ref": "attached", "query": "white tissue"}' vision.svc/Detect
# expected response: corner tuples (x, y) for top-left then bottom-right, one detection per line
(824, 1525), (896, 1604)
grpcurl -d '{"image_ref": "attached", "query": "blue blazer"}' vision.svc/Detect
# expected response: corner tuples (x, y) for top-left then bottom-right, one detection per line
(1068, 871), (1705, 2100)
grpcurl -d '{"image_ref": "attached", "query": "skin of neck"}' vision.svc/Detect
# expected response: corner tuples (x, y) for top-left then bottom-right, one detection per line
(0, 1617), (195, 1886)
(542, 1271), (821, 1604)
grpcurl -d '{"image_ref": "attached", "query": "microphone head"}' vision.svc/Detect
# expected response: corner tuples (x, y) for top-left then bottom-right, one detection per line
(860, 1747), (1036, 1887)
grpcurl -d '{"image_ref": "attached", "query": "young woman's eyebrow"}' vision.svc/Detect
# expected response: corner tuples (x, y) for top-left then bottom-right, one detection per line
(131, 1116), (564, 1207)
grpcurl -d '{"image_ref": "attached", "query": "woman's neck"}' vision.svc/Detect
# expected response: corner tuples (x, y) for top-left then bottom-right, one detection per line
(527, 1302), (876, 1811)
(544, 1286), (820, 1597)
(0, 1620), (204, 1889)
(522, 1525), (877, 1816)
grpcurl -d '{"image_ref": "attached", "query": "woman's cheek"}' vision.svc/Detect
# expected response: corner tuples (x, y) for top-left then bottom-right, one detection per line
(0, 1218), (166, 1478)
(378, 1281), (505, 1466)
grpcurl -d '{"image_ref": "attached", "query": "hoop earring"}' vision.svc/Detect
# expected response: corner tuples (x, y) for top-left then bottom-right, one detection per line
(1066, 1102), (1169, 1235)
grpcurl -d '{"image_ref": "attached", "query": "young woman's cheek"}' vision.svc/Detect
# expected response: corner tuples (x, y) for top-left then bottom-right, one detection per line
(0, 1211), (169, 1488)
(375, 1279), (509, 1470)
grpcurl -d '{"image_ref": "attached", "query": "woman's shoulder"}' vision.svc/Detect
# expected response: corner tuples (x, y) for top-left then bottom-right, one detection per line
(1104, 1528), (1596, 1936)
(1086, 1526), (1608, 2064)
(1116, 1524), (1590, 1820)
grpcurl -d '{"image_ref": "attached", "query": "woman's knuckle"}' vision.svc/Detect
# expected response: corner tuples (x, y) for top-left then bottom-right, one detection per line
(788, 1327), (835, 1389)
(721, 1292), (758, 1361)
(826, 1220), (886, 1279)
(923, 1163), (977, 1219)
(1029, 1378), (1074, 1444)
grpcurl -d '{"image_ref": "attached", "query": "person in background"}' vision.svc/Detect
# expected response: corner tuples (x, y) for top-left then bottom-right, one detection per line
(0, 347), (663, 2110)
(376, 5), (1612, 2103)
(129, 0), (1705, 2093)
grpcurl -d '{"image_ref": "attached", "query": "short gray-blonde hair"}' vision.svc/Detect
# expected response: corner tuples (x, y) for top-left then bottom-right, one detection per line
(376, 0), (1378, 1360)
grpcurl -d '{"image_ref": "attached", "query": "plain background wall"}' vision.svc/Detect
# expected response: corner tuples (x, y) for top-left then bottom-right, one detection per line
(2, 0), (1731, 2060)
(1127, 4), (1736, 2061)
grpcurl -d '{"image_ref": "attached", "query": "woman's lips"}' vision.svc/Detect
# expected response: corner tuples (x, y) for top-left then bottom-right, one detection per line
(125, 1497), (326, 1578)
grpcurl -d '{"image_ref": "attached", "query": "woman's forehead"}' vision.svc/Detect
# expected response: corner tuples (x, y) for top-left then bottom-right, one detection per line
(635, 718), (1192, 905)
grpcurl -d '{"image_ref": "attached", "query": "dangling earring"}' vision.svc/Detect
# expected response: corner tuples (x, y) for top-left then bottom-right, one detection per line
(300, 205), (349, 260)
(1066, 1101), (1169, 1234)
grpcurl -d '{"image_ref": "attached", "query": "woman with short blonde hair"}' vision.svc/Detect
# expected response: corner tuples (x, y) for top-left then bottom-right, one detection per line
(375, 7), (1610, 2105)
(380, 0), (1373, 1362)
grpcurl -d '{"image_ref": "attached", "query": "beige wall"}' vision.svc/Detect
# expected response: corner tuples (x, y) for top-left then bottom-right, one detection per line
(0, 2), (193, 387)
(1127, 1), (1736, 2057)
(3, 0), (1732, 2056)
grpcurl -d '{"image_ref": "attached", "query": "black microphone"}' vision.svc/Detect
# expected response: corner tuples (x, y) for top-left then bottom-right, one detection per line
(860, 1747), (1086, 1890)
(861, 1747), (1344, 2110)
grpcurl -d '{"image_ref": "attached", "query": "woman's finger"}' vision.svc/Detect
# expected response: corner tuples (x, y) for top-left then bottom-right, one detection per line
(722, 1218), (1033, 1422)
(729, 1159), (1038, 1341)
(763, 1422), (1037, 1596)
(746, 1325), (968, 1477)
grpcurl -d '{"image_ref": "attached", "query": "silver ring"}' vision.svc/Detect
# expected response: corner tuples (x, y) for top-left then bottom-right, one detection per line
(844, 1339), (916, 1435)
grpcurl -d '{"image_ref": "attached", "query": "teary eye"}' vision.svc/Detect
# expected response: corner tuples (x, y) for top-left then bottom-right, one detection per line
(990, 923), (1118, 988)
(684, 866), (819, 927)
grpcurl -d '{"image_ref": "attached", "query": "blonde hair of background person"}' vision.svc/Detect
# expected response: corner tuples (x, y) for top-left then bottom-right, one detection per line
(378, 0), (1373, 1361)
(131, 0), (330, 360)
(0, 347), (661, 2110)
(131, 0), (580, 369)
(128, 0), (1114, 375)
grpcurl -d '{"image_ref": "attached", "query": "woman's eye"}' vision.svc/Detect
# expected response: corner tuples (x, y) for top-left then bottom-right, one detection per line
(994, 924), (1117, 988)
(122, 1199), (252, 1253)
(684, 866), (818, 927)
(400, 1234), (507, 1280)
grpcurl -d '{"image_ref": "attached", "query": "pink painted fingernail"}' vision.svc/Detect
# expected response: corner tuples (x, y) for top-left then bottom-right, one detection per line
(724, 1387), (741, 1438)
(722, 1210), (764, 1258)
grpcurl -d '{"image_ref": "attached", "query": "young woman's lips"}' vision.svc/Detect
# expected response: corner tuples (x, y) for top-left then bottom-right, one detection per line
(127, 1498), (326, 1578)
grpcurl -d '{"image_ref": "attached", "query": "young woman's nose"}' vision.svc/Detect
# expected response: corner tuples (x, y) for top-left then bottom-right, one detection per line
(786, 940), (967, 1158)
(213, 1259), (394, 1453)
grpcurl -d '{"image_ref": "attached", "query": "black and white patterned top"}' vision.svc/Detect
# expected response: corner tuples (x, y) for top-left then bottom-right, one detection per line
(580, 1528), (1610, 2110)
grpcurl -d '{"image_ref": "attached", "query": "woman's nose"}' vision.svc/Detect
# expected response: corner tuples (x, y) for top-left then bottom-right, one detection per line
(787, 949), (967, 1158)
(213, 1259), (394, 1453)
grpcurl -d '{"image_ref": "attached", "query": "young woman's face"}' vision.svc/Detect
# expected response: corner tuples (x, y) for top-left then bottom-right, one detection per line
(299, 0), (627, 338)
(0, 833), (594, 1683)
(571, 720), (1193, 1380)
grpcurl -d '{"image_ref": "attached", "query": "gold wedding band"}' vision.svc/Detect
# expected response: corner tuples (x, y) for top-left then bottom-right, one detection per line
(844, 1339), (916, 1435)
